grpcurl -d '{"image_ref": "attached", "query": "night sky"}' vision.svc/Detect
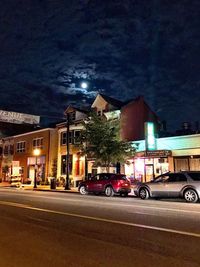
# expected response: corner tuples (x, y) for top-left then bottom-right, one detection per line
(0, 0), (200, 130)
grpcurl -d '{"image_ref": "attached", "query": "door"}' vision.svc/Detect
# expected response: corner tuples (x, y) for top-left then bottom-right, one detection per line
(164, 173), (187, 197)
(145, 164), (154, 182)
(149, 174), (170, 197)
(93, 174), (109, 192)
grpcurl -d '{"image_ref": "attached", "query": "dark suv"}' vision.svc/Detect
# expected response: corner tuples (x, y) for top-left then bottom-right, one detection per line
(134, 171), (200, 203)
(78, 173), (131, 197)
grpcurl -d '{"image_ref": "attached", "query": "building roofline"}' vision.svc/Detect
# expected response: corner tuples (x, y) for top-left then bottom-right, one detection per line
(0, 128), (55, 140)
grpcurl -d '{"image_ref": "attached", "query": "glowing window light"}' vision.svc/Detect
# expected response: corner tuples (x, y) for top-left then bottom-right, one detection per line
(135, 158), (144, 172)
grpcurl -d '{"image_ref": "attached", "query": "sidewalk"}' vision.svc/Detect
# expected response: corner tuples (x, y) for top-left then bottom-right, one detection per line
(0, 182), (79, 194)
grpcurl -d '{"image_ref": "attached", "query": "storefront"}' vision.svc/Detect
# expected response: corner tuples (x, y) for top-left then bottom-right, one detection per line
(128, 133), (200, 182)
(27, 155), (46, 184)
(125, 150), (171, 182)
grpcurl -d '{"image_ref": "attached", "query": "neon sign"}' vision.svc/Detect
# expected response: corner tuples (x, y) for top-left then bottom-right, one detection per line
(145, 122), (156, 151)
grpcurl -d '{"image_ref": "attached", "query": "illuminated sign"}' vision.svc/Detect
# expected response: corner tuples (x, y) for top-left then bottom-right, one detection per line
(146, 150), (171, 157)
(145, 122), (156, 151)
(0, 110), (40, 125)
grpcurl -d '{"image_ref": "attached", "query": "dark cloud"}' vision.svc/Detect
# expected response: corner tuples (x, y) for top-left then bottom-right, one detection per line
(0, 0), (200, 130)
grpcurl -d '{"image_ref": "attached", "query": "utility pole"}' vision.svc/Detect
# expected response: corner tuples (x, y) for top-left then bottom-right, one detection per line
(65, 113), (70, 190)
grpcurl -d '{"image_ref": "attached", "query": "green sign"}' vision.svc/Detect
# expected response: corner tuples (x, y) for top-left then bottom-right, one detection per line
(145, 122), (156, 151)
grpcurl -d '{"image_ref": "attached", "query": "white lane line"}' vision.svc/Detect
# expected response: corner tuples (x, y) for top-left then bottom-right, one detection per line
(1, 189), (200, 215)
(0, 200), (199, 239)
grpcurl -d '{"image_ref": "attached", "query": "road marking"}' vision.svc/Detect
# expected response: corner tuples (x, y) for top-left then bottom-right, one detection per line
(0, 200), (199, 238)
(1, 189), (200, 215)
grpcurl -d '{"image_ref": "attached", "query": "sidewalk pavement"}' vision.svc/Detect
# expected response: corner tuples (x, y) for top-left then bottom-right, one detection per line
(0, 182), (79, 194)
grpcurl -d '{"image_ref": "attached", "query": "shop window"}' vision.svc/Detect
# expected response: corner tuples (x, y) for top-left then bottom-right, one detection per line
(189, 158), (200, 171)
(174, 158), (189, 172)
(16, 141), (26, 153)
(61, 155), (73, 175)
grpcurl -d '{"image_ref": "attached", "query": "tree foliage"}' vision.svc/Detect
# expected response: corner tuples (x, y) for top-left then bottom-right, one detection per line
(81, 112), (135, 171)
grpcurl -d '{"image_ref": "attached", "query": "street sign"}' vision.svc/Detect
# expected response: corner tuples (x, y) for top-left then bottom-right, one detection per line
(0, 110), (40, 124)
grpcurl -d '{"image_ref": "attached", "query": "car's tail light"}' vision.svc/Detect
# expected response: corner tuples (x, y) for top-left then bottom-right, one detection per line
(118, 180), (130, 187)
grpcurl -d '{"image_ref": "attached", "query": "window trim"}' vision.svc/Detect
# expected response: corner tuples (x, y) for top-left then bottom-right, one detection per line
(16, 141), (26, 153)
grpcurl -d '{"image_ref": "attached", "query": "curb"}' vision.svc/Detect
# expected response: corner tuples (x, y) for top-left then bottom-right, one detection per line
(32, 188), (79, 194)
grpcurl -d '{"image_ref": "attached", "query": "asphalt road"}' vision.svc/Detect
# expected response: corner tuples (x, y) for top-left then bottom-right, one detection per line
(0, 188), (199, 267)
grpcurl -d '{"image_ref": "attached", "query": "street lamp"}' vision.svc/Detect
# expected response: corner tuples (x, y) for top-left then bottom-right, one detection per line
(65, 113), (70, 190)
(33, 148), (40, 189)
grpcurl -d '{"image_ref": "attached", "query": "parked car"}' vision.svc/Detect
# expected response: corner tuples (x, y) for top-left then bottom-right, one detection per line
(78, 173), (131, 197)
(134, 171), (200, 203)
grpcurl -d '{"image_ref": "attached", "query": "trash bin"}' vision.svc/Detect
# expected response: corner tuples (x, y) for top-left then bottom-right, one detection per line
(50, 178), (56, 190)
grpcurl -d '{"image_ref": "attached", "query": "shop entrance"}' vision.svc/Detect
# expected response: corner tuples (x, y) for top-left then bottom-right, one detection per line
(144, 164), (154, 182)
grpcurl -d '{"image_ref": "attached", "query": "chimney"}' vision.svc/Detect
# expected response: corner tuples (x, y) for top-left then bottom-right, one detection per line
(195, 121), (199, 133)
(161, 120), (167, 131)
(182, 122), (191, 130)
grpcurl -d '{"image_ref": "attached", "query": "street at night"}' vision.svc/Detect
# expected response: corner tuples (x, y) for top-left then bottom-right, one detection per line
(0, 189), (199, 267)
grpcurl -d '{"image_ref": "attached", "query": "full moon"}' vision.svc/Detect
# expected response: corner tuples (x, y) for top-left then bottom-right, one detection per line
(81, 82), (88, 89)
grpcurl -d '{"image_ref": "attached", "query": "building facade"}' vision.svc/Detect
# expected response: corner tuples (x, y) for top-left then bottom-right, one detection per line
(0, 128), (58, 184)
(56, 106), (87, 187)
(125, 134), (200, 182)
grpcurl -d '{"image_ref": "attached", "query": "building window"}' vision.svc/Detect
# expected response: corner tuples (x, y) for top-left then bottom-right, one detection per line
(3, 145), (14, 155)
(68, 112), (76, 122)
(69, 131), (73, 144)
(61, 132), (67, 145)
(33, 138), (43, 149)
(74, 130), (81, 144)
(61, 131), (79, 145)
(16, 141), (26, 153)
(61, 155), (73, 175)
(4, 145), (9, 155)
(97, 110), (102, 116)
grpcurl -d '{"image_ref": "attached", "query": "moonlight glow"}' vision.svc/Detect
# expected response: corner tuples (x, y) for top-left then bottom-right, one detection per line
(81, 82), (88, 89)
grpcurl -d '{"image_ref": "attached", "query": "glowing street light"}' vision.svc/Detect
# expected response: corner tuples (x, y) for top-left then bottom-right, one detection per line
(33, 148), (41, 189)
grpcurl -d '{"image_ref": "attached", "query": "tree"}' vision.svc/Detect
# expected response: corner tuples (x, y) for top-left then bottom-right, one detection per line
(81, 112), (135, 172)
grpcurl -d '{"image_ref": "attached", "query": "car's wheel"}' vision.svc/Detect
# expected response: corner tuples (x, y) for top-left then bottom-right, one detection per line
(184, 189), (198, 203)
(105, 186), (114, 197)
(139, 188), (149, 200)
(79, 185), (88, 195)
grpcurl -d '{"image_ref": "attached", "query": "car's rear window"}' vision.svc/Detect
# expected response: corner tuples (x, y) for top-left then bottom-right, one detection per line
(188, 172), (200, 181)
(111, 174), (127, 180)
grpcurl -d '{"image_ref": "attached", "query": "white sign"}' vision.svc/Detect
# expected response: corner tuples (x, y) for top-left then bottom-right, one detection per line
(12, 161), (20, 167)
(0, 110), (40, 125)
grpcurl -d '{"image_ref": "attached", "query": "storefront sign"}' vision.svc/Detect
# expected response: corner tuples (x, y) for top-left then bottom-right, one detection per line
(145, 122), (157, 151)
(146, 150), (172, 157)
(0, 110), (40, 125)
(12, 161), (20, 167)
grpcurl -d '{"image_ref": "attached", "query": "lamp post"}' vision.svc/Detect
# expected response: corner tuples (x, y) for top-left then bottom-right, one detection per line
(33, 148), (40, 189)
(65, 113), (70, 190)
